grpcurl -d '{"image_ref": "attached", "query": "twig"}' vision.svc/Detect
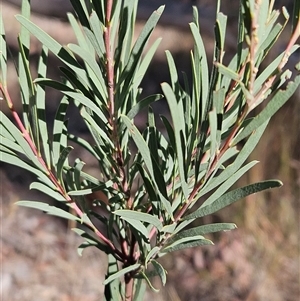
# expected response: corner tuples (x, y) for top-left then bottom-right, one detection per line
(0, 82), (124, 261)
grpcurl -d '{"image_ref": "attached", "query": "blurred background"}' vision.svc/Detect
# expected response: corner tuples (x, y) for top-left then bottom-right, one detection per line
(1, 1), (299, 300)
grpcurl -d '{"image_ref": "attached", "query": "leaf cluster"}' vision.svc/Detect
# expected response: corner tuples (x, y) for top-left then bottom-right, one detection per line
(0, 0), (299, 299)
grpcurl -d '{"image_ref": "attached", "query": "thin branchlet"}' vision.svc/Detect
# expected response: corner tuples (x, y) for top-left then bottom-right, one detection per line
(149, 2), (300, 262)
(103, 0), (136, 299)
(0, 82), (125, 262)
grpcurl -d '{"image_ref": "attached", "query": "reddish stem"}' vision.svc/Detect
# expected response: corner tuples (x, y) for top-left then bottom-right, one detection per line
(0, 83), (124, 261)
(104, 0), (114, 126)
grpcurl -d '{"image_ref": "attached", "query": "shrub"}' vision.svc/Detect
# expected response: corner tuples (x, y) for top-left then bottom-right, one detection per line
(0, 0), (299, 300)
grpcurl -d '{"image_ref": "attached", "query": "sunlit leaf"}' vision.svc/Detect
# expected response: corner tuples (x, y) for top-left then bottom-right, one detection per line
(114, 210), (163, 231)
(103, 264), (141, 285)
(234, 74), (300, 144)
(170, 223), (236, 244)
(133, 278), (147, 301)
(161, 236), (213, 253)
(0, 15), (7, 84)
(121, 115), (173, 217)
(151, 260), (167, 286)
(184, 180), (283, 220)
(161, 83), (189, 199)
(199, 120), (269, 197)
(16, 200), (78, 221)
(29, 182), (66, 202)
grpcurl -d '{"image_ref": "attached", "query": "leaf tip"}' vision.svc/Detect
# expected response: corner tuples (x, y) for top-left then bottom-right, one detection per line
(156, 5), (165, 15)
(277, 180), (283, 187)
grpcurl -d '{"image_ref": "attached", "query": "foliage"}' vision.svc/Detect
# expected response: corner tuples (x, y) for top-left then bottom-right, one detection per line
(0, 0), (299, 300)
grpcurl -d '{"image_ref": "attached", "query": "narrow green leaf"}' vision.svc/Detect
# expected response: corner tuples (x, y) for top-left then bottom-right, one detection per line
(68, 188), (92, 196)
(118, 217), (149, 241)
(52, 96), (69, 166)
(190, 51), (200, 120)
(67, 13), (92, 52)
(121, 5), (164, 81)
(16, 15), (91, 90)
(170, 223), (236, 245)
(34, 78), (74, 92)
(165, 50), (178, 90)
(117, 5), (164, 101)
(29, 182), (66, 202)
(161, 224), (177, 234)
(139, 271), (159, 293)
(215, 12), (227, 54)
(35, 46), (51, 168)
(68, 134), (100, 159)
(161, 236), (213, 253)
(67, 43), (107, 100)
(64, 91), (107, 124)
(216, 63), (240, 81)
(59, 67), (91, 97)
(122, 119), (141, 157)
(72, 228), (111, 256)
(161, 83), (188, 199)
(255, 0), (269, 49)
(77, 242), (107, 257)
(146, 127), (169, 203)
(126, 94), (162, 120)
(80, 107), (112, 147)
(18, 37), (31, 131)
(115, 1), (137, 70)
(234, 74), (300, 144)
(190, 22), (209, 116)
(0, 112), (44, 170)
(0, 15), (7, 84)
(135, 164), (160, 214)
(0, 151), (54, 188)
(114, 210), (163, 231)
(87, 10), (105, 56)
(109, 1), (123, 47)
(145, 247), (160, 267)
(91, 0), (105, 24)
(199, 120), (269, 197)
(103, 264), (141, 286)
(160, 115), (176, 151)
(199, 147), (238, 194)
(200, 160), (259, 207)
(133, 38), (162, 89)
(257, 23), (283, 61)
(16, 15), (60, 54)
(70, 0), (90, 29)
(185, 180), (282, 220)
(133, 278), (146, 301)
(0, 135), (24, 154)
(56, 146), (73, 184)
(104, 254), (121, 301)
(16, 201), (79, 221)
(18, 0), (32, 131)
(121, 115), (173, 217)
(208, 109), (218, 165)
(18, 35), (34, 98)
(151, 260), (167, 286)
(254, 45), (299, 94)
